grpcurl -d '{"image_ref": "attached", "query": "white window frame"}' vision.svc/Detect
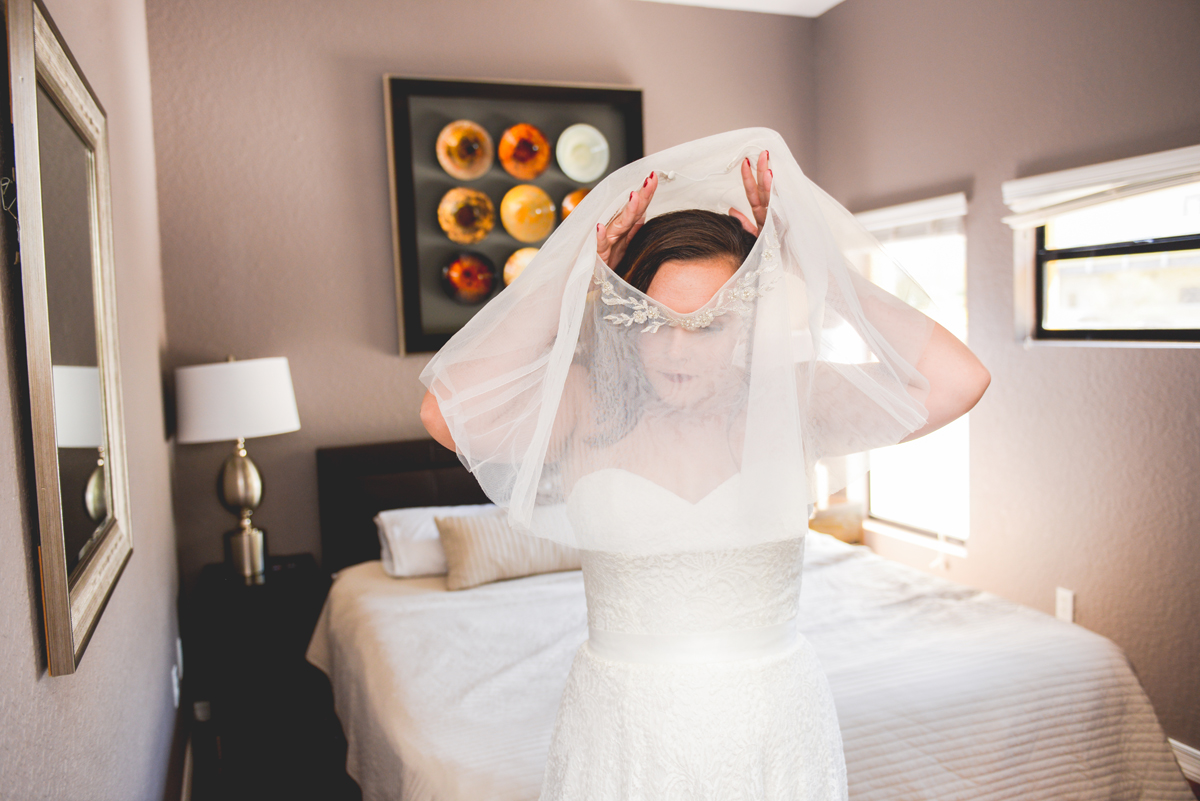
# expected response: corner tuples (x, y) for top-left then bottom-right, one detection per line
(1002, 143), (1200, 348)
(854, 192), (968, 234)
(853, 192), (970, 559)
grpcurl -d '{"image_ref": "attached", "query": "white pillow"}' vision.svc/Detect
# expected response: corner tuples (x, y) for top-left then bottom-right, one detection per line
(374, 503), (496, 577)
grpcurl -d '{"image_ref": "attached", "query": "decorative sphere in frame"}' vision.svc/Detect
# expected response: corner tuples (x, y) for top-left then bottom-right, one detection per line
(500, 185), (555, 243)
(441, 252), (497, 304)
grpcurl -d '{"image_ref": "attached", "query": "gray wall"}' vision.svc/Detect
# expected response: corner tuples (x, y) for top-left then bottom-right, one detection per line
(146, 0), (817, 585)
(0, 0), (181, 799)
(814, 0), (1200, 747)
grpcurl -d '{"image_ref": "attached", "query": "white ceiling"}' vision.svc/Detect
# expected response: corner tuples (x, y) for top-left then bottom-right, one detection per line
(632, 0), (847, 18)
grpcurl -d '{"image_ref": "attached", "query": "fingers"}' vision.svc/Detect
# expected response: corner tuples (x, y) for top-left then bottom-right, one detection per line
(596, 222), (610, 263)
(598, 171), (657, 267)
(740, 156), (762, 210)
(728, 207), (759, 237)
(757, 150), (772, 200)
(737, 151), (772, 233)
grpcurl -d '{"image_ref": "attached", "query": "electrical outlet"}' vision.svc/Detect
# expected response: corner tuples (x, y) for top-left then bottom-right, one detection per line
(1055, 587), (1075, 623)
(171, 664), (180, 709)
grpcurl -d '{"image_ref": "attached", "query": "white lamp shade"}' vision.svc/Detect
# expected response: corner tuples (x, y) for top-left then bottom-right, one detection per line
(175, 357), (301, 444)
(52, 365), (103, 448)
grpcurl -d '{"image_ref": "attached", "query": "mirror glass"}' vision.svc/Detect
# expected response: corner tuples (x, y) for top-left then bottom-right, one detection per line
(36, 84), (109, 578)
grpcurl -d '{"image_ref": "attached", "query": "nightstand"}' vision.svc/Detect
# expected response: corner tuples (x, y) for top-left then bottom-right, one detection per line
(183, 552), (359, 801)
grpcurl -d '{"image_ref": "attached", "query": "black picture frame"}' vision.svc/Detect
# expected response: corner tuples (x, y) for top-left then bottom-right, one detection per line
(384, 77), (643, 354)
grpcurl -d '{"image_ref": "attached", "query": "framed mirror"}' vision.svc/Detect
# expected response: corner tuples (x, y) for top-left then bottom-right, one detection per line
(6, 0), (131, 675)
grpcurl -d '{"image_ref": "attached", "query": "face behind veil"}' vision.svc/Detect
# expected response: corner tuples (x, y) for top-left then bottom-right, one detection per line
(422, 128), (933, 555)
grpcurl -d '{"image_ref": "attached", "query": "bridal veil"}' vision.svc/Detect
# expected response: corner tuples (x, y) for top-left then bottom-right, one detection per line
(421, 128), (933, 554)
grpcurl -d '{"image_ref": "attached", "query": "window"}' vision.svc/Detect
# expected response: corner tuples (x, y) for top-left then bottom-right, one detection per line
(810, 194), (970, 559)
(1003, 144), (1200, 344)
(856, 194), (969, 555)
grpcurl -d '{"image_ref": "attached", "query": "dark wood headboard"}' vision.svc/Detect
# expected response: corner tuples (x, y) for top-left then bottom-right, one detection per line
(315, 438), (489, 575)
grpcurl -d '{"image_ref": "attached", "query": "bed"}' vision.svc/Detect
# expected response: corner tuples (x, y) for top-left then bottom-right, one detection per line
(307, 439), (1192, 801)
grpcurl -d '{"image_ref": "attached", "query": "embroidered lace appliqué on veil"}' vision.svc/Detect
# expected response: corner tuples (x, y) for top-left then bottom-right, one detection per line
(594, 234), (782, 334)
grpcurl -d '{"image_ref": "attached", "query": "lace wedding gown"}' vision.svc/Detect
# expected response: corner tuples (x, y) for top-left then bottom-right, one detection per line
(539, 468), (849, 801)
(421, 128), (930, 801)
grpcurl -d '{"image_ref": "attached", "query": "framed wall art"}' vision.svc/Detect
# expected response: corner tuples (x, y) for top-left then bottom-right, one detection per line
(384, 76), (643, 354)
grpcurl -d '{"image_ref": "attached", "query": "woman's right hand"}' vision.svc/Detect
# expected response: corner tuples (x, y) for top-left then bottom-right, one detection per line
(596, 170), (658, 268)
(729, 151), (772, 236)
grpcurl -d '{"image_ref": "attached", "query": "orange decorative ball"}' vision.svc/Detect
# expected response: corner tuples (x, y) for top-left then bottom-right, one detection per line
(435, 120), (493, 180)
(441, 253), (497, 304)
(500, 185), (556, 243)
(561, 188), (589, 220)
(437, 188), (495, 244)
(498, 123), (550, 180)
(504, 247), (539, 286)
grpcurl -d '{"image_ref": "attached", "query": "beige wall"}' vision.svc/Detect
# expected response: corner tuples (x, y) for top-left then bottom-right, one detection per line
(0, 0), (181, 798)
(814, 0), (1200, 747)
(145, 0), (816, 585)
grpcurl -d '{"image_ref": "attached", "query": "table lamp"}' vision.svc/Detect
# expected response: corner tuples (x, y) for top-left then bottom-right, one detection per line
(52, 365), (106, 523)
(175, 356), (301, 584)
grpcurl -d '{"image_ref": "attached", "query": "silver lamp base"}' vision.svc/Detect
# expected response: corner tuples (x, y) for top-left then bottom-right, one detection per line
(84, 456), (107, 522)
(220, 438), (263, 513)
(219, 438), (268, 584)
(225, 523), (266, 585)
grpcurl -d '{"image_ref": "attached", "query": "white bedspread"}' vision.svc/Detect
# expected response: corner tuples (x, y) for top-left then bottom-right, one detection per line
(307, 533), (1191, 801)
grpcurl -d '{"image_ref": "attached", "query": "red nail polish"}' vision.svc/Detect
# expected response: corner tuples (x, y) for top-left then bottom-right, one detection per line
(643, 176), (649, 188)
(769, 169), (774, 178)
(766, 150), (770, 160)
(630, 191), (635, 201)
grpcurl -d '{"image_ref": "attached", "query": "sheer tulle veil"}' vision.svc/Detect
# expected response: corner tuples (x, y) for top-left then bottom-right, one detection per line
(421, 128), (933, 554)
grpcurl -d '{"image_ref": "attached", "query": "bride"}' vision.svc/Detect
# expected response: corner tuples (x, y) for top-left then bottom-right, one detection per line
(420, 129), (989, 800)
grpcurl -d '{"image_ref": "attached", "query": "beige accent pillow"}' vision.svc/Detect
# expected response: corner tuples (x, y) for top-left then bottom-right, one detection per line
(435, 512), (581, 591)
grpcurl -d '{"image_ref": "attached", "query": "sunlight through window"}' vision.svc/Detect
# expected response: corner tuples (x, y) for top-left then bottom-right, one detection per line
(865, 224), (969, 541)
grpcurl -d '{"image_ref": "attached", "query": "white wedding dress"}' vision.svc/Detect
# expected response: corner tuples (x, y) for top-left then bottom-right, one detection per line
(422, 129), (932, 801)
(539, 468), (849, 801)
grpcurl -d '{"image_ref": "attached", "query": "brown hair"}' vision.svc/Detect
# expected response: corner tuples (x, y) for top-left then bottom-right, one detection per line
(616, 209), (757, 293)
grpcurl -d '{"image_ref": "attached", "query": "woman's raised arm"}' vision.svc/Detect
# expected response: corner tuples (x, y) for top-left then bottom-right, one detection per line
(901, 322), (990, 442)
(803, 265), (990, 458)
(421, 361), (590, 460)
(421, 390), (456, 451)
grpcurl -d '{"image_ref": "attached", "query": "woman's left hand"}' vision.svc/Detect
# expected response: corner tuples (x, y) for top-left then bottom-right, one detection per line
(596, 171), (658, 268)
(729, 151), (772, 236)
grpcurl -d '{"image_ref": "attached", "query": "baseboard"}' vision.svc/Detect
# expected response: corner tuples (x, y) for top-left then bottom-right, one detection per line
(1171, 738), (1200, 783)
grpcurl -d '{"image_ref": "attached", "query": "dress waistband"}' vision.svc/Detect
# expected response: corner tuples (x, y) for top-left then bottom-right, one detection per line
(586, 619), (798, 664)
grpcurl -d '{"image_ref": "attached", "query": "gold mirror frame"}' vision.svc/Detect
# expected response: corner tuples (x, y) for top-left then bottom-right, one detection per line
(7, 0), (131, 675)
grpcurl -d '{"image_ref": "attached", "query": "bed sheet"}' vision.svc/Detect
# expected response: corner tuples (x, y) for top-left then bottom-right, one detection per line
(307, 533), (1192, 801)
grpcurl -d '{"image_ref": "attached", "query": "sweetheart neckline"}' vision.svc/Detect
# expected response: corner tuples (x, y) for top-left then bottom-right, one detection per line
(570, 467), (741, 508)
